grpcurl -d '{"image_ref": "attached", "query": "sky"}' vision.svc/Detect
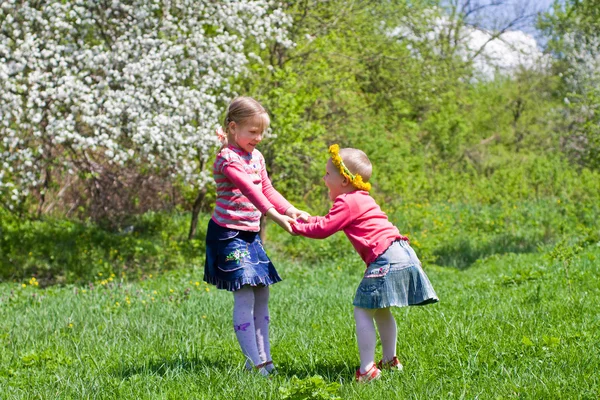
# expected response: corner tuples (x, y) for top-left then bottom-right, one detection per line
(395, 1), (563, 78)
(442, 0), (562, 44)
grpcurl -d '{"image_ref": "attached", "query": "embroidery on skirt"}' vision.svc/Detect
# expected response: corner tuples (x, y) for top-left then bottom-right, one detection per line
(225, 248), (250, 262)
(364, 265), (390, 278)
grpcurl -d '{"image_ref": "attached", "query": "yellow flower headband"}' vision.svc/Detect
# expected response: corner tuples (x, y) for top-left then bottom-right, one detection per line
(328, 144), (372, 192)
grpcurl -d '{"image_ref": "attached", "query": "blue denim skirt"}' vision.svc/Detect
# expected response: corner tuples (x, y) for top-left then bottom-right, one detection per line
(353, 240), (439, 309)
(203, 219), (282, 292)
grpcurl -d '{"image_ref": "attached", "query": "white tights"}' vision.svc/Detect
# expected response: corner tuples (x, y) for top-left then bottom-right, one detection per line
(354, 307), (397, 373)
(232, 285), (273, 369)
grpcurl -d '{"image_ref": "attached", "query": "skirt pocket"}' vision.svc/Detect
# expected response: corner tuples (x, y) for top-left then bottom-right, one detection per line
(358, 263), (389, 293)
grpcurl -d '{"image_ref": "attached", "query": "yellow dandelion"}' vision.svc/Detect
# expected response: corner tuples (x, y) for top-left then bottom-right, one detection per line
(195, 281), (200, 286)
(21, 284), (26, 288)
(205, 287), (210, 292)
(202, 315), (207, 319)
(115, 302), (120, 306)
(169, 289), (174, 293)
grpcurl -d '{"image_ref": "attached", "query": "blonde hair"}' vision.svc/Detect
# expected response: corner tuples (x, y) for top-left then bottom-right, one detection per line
(338, 148), (372, 182)
(222, 97), (270, 146)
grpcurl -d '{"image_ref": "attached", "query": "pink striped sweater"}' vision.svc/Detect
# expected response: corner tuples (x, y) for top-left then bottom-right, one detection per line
(211, 145), (292, 232)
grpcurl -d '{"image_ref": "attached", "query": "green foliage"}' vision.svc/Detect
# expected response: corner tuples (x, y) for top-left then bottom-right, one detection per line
(226, 0), (600, 215)
(279, 375), (341, 400)
(3, 186), (599, 285)
(0, 212), (207, 285)
(539, 0), (600, 171)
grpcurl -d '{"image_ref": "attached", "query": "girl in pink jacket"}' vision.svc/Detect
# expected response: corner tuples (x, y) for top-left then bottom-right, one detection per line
(292, 145), (438, 383)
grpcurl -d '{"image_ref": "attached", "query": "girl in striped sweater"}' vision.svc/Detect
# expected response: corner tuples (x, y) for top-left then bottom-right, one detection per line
(203, 97), (309, 376)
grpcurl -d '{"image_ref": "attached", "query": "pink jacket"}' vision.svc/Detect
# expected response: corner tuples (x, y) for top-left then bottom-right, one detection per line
(292, 191), (407, 265)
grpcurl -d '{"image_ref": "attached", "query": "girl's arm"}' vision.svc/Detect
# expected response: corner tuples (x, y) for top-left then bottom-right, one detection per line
(222, 162), (275, 214)
(222, 162), (295, 234)
(291, 198), (351, 239)
(260, 167), (292, 214)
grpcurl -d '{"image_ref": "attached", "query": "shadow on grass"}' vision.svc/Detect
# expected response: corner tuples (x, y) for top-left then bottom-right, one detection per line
(117, 355), (353, 382)
(117, 354), (224, 378)
(433, 233), (544, 270)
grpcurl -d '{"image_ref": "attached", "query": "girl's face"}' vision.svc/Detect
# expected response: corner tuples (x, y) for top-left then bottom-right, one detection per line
(229, 114), (268, 153)
(323, 159), (347, 201)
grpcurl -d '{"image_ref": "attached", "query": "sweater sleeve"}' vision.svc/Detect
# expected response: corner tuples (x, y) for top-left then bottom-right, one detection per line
(260, 167), (292, 215)
(291, 197), (351, 238)
(222, 162), (274, 214)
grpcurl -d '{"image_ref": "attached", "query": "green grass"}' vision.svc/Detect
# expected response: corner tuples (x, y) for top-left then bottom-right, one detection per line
(1, 239), (599, 398)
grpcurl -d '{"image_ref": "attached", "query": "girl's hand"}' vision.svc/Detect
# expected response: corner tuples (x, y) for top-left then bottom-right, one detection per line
(267, 208), (297, 235)
(285, 206), (311, 222)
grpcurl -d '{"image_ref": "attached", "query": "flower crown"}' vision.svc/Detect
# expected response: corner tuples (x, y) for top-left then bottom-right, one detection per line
(328, 144), (372, 192)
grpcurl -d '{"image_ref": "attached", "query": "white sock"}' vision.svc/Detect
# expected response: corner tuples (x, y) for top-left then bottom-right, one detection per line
(253, 286), (274, 371)
(374, 308), (397, 363)
(354, 307), (377, 373)
(233, 286), (262, 367)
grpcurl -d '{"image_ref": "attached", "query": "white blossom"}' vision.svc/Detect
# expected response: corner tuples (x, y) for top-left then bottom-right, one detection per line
(0, 0), (292, 207)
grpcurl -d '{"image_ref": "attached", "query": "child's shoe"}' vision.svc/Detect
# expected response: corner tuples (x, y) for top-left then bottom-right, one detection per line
(263, 360), (277, 375)
(377, 356), (403, 371)
(355, 364), (381, 383)
(244, 360), (272, 377)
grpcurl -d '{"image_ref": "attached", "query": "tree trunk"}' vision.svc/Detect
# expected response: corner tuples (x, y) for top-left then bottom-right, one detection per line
(188, 187), (208, 240)
(259, 214), (268, 243)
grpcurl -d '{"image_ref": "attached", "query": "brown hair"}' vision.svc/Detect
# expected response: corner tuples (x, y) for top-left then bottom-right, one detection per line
(339, 148), (372, 182)
(224, 96), (270, 135)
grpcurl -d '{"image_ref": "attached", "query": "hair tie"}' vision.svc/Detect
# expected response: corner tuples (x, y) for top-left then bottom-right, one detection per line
(216, 127), (227, 145)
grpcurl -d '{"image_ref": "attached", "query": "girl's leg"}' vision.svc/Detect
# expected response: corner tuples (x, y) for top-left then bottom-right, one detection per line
(233, 286), (262, 367)
(253, 285), (274, 371)
(354, 307), (377, 373)
(374, 307), (397, 363)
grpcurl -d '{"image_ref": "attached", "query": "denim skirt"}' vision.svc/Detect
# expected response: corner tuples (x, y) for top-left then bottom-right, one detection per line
(203, 219), (282, 292)
(353, 240), (439, 309)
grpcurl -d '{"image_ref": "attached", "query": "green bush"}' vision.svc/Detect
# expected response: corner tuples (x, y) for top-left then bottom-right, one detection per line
(0, 212), (207, 286)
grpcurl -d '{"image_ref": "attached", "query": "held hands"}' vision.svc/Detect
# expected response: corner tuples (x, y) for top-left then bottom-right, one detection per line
(266, 208), (297, 235)
(285, 206), (311, 222)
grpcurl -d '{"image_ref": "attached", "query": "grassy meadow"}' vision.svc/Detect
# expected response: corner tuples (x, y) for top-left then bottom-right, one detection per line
(1, 206), (599, 399)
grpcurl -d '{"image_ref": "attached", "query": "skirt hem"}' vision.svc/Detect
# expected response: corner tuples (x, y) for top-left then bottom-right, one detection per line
(353, 296), (439, 309)
(204, 273), (282, 292)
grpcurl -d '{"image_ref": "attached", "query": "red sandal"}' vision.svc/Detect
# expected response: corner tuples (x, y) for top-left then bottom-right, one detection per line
(355, 364), (381, 383)
(377, 356), (403, 371)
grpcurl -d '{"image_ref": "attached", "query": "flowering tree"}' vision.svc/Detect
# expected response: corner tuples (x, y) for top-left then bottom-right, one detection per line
(0, 0), (291, 219)
(560, 33), (600, 168)
(540, 0), (600, 169)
